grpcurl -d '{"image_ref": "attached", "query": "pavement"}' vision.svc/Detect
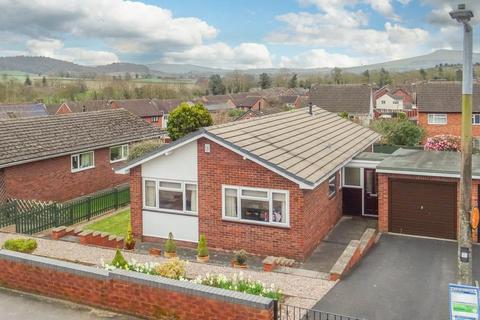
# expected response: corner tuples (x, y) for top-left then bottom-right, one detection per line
(0, 288), (138, 320)
(299, 216), (377, 273)
(313, 234), (480, 320)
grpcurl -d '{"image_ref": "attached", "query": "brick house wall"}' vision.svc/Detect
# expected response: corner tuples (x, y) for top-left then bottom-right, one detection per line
(418, 112), (480, 139)
(55, 103), (72, 115)
(130, 166), (143, 238)
(197, 138), (341, 260)
(378, 173), (479, 242)
(3, 148), (128, 202)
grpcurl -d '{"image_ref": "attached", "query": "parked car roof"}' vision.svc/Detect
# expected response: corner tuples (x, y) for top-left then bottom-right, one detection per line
(416, 82), (480, 113)
(0, 109), (164, 169)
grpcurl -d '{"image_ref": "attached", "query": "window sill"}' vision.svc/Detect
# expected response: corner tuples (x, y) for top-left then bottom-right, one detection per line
(143, 208), (198, 217)
(427, 123), (447, 125)
(222, 217), (290, 229)
(71, 166), (95, 173)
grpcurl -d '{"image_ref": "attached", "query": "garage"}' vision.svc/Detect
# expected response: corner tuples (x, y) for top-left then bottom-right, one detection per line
(389, 179), (457, 240)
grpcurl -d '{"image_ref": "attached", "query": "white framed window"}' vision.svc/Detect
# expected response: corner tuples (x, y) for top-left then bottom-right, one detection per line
(393, 100), (399, 105)
(162, 114), (169, 129)
(222, 185), (289, 227)
(71, 151), (94, 172)
(343, 167), (361, 188)
(143, 178), (197, 215)
(151, 116), (159, 123)
(473, 114), (480, 125)
(328, 174), (337, 198)
(110, 145), (129, 163)
(381, 100), (386, 104)
(428, 113), (447, 125)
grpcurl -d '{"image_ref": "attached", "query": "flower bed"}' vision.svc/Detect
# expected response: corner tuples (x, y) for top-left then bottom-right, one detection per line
(102, 255), (283, 300)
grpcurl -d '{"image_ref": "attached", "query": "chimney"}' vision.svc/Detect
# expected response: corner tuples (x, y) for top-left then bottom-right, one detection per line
(308, 102), (313, 115)
(82, 105), (86, 112)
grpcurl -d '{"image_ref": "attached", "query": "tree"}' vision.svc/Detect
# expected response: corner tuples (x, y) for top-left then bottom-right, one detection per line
(167, 103), (213, 141)
(371, 118), (425, 146)
(419, 68), (427, 81)
(378, 68), (392, 87)
(288, 74), (298, 88)
(24, 76), (32, 86)
(208, 74), (225, 95)
(362, 70), (370, 83)
(332, 67), (343, 84)
(258, 73), (272, 89)
(42, 76), (47, 87)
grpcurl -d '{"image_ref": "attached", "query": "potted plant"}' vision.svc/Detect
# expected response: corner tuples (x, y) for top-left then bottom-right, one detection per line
(124, 224), (135, 250)
(196, 234), (209, 263)
(231, 249), (248, 268)
(164, 232), (177, 258)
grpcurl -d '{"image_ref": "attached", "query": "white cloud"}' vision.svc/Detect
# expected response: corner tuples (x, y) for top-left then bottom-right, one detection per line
(364, 0), (398, 20)
(26, 39), (119, 65)
(163, 42), (273, 69)
(279, 49), (366, 68)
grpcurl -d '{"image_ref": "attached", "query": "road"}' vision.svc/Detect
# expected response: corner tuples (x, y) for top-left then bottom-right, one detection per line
(0, 289), (138, 320)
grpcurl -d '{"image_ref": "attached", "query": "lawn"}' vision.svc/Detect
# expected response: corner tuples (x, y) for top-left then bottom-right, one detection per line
(83, 209), (130, 237)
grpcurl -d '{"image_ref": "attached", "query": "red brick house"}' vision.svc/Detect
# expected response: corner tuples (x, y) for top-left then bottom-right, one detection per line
(116, 106), (380, 260)
(0, 109), (163, 203)
(417, 82), (480, 140)
(230, 94), (267, 111)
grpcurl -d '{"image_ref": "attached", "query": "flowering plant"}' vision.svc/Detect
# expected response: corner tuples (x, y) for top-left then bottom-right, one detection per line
(424, 134), (461, 152)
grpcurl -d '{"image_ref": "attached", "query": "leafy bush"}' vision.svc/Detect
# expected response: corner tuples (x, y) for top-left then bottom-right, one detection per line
(338, 111), (349, 119)
(371, 119), (425, 146)
(164, 232), (176, 253)
(2, 238), (37, 253)
(128, 139), (164, 161)
(167, 103), (213, 141)
(155, 258), (186, 280)
(424, 134), (461, 152)
(124, 224), (135, 250)
(192, 273), (283, 300)
(227, 108), (246, 119)
(197, 234), (209, 257)
(233, 249), (247, 265)
(111, 249), (128, 268)
(395, 112), (407, 120)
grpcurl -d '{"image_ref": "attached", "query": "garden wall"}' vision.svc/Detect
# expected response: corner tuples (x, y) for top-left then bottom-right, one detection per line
(0, 250), (274, 320)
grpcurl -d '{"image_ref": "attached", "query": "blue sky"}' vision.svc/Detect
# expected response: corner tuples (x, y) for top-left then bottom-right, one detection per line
(0, 0), (478, 68)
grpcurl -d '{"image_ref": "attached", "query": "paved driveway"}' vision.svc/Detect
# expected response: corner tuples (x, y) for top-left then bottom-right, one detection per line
(314, 234), (480, 320)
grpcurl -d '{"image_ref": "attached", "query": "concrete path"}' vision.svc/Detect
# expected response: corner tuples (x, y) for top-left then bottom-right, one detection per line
(314, 234), (480, 320)
(0, 288), (138, 320)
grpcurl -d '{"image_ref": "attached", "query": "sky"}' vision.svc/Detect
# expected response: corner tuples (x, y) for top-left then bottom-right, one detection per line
(0, 0), (479, 69)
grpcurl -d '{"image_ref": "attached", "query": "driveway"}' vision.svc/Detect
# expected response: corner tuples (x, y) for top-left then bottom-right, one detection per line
(0, 288), (138, 320)
(314, 234), (480, 320)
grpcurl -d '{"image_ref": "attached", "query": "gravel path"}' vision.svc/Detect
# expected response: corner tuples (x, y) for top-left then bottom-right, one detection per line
(0, 233), (334, 308)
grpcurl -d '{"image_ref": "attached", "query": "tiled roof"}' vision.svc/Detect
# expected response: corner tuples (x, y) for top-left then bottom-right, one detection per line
(111, 99), (162, 117)
(309, 84), (372, 115)
(278, 95), (299, 104)
(0, 103), (48, 119)
(61, 100), (111, 113)
(120, 106), (380, 188)
(0, 109), (164, 168)
(416, 82), (480, 113)
(153, 99), (189, 113)
(231, 95), (262, 108)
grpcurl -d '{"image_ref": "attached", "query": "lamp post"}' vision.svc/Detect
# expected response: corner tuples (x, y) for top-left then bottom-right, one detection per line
(450, 3), (474, 285)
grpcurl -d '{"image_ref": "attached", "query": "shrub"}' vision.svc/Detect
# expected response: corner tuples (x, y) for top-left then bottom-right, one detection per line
(124, 224), (135, 250)
(128, 139), (164, 161)
(371, 118), (425, 146)
(233, 249), (247, 265)
(227, 108), (245, 119)
(164, 232), (176, 253)
(338, 111), (349, 119)
(155, 258), (186, 280)
(167, 103), (213, 141)
(111, 249), (128, 268)
(197, 234), (209, 257)
(2, 238), (37, 253)
(424, 134), (461, 152)
(192, 273), (283, 300)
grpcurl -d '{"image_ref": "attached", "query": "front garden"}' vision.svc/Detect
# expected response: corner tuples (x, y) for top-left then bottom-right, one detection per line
(83, 209), (130, 237)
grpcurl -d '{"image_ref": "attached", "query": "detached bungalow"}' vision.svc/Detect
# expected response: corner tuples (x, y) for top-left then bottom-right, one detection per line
(117, 106), (380, 260)
(0, 109), (164, 203)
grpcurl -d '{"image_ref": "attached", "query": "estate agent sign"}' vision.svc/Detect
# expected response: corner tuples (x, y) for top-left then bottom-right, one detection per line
(450, 284), (480, 320)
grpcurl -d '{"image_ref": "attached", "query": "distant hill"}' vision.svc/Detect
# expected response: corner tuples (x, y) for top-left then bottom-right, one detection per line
(0, 56), (150, 76)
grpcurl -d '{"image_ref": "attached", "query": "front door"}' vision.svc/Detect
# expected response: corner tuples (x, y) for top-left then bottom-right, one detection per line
(363, 169), (378, 216)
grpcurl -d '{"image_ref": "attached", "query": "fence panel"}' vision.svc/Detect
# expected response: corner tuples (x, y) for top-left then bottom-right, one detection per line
(277, 304), (365, 320)
(14, 185), (130, 235)
(0, 201), (18, 228)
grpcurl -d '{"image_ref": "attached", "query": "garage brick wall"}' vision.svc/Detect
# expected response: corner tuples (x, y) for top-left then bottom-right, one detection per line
(378, 173), (479, 242)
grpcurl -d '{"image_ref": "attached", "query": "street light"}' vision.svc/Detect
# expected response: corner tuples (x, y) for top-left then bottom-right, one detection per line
(450, 3), (474, 285)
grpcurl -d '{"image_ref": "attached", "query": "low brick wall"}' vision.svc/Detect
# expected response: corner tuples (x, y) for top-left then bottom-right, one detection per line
(52, 227), (124, 249)
(0, 250), (274, 320)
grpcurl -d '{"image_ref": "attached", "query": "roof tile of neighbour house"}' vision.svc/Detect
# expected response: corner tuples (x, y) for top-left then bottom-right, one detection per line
(230, 95), (262, 108)
(416, 82), (480, 113)
(153, 98), (189, 113)
(0, 103), (48, 119)
(57, 100), (111, 114)
(0, 109), (164, 169)
(119, 106), (380, 188)
(309, 84), (372, 115)
(278, 95), (300, 104)
(110, 99), (162, 117)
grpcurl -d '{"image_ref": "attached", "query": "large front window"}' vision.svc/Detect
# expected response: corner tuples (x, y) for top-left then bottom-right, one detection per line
(144, 179), (197, 214)
(71, 151), (94, 172)
(110, 145), (129, 163)
(428, 113), (447, 125)
(222, 186), (289, 226)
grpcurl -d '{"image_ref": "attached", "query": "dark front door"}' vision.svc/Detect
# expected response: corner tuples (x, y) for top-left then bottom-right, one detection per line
(364, 169), (378, 216)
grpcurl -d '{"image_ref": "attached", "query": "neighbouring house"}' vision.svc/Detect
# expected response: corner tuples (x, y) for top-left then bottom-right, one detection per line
(278, 95), (301, 109)
(47, 100), (110, 115)
(0, 102), (48, 119)
(373, 86), (417, 119)
(416, 82), (480, 141)
(308, 84), (373, 124)
(110, 99), (166, 128)
(0, 109), (164, 203)
(230, 94), (267, 110)
(197, 95), (236, 113)
(234, 106), (291, 121)
(116, 106), (380, 260)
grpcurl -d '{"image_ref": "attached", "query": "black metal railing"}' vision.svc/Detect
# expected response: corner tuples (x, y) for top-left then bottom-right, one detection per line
(276, 303), (365, 320)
